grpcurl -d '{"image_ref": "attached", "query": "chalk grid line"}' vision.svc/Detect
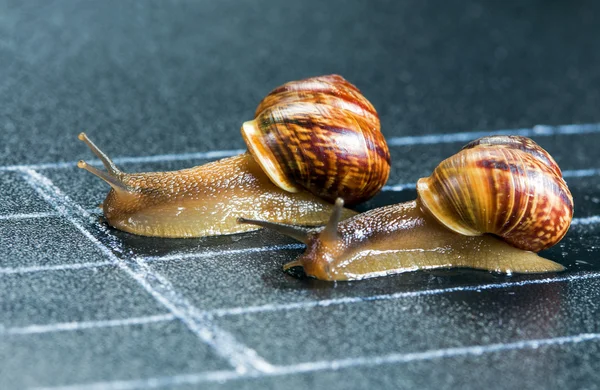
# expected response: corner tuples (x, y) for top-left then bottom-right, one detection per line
(19, 168), (275, 374)
(0, 169), (598, 221)
(3, 314), (177, 336)
(32, 333), (600, 390)
(1, 122), (600, 173)
(0, 243), (306, 276)
(0, 208), (101, 221)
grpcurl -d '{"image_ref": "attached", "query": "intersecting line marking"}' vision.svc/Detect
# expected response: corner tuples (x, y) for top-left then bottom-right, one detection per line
(32, 332), (600, 390)
(1, 122), (599, 172)
(19, 168), (275, 374)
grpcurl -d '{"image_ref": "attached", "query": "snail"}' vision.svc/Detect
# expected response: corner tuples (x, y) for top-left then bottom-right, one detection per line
(239, 135), (574, 281)
(77, 75), (391, 237)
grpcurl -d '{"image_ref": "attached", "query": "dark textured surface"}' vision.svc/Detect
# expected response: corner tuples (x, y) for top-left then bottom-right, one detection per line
(0, 172), (52, 213)
(1, 266), (170, 327)
(1, 321), (231, 389)
(1, 1), (600, 389)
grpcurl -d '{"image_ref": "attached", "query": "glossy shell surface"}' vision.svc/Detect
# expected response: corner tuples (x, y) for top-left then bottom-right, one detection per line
(242, 74), (390, 206)
(416, 135), (574, 252)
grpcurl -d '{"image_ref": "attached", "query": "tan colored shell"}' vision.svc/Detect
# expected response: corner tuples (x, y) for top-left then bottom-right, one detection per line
(416, 135), (574, 252)
(241, 74), (390, 206)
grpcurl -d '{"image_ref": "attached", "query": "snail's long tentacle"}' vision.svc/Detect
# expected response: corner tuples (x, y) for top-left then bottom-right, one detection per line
(237, 217), (310, 244)
(78, 132), (122, 175)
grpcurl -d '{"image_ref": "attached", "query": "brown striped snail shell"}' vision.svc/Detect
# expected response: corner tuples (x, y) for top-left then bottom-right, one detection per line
(77, 75), (390, 237)
(418, 135), (574, 252)
(239, 135), (574, 281)
(242, 74), (390, 206)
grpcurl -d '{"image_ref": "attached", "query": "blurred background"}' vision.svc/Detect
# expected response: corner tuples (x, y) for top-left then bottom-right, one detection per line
(1, 0), (598, 166)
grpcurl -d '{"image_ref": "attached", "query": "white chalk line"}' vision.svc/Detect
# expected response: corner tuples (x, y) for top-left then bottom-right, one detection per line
(208, 271), (600, 317)
(2, 314), (176, 336)
(32, 332), (600, 390)
(571, 215), (600, 226)
(0, 208), (101, 221)
(20, 169), (275, 374)
(0, 260), (114, 275)
(381, 182), (417, 192)
(0, 212), (596, 276)
(0, 149), (246, 172)
(143, 243), (305, 263)
(0, 211), (58, 220)
(0, 166), (597, 221)
(2, 122), (600, 172)
(562, 168), (600, 178)
(0, 244), (305, 276)
(0, 122), (593, 388)
(379, 168), (600, 193)
(5, 270), (599, 337)
(386, 122), (600, 146)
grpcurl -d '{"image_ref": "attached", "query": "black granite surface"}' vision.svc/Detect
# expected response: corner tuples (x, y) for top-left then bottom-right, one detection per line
(1, 1), (600, 389)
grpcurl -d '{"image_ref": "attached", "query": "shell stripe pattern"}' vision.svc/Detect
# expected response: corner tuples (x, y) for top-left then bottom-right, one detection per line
(417, 135), (574, 252)
(253, 75), (390, 205)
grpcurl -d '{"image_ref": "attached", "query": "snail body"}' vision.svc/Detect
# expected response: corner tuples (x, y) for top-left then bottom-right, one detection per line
(78, 75), (390, 237)
(240, 136), (573, 280)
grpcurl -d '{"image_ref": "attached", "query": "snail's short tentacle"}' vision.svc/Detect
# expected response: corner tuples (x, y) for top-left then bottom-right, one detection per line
(282, 259), (303, 271)
(77, 160), (130, 192)
(237, 217), (311, 244)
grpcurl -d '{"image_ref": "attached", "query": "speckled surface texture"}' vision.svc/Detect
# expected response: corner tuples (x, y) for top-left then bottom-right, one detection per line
(1, 0), (600, 389)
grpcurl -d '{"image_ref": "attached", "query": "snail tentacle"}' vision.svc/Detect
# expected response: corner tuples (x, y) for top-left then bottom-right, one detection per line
(321, 197), (344, 243)
(78, 132), (122, 176)
(237, 217), (311, 244)
(77, 160), (130, 193)
(77, 132), (131, 193)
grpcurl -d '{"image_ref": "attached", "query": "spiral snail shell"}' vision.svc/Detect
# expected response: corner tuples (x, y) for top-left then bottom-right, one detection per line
(240, 135), (574, 281)
(243, 74), (389, 205)
(77, 75), (390, 238)
(418, 135), (573, 252)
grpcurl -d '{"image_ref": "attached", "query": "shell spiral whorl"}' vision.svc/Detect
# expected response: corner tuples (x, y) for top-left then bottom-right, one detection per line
(241, 74), (390, 206)
(417, 135), (574, 252)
